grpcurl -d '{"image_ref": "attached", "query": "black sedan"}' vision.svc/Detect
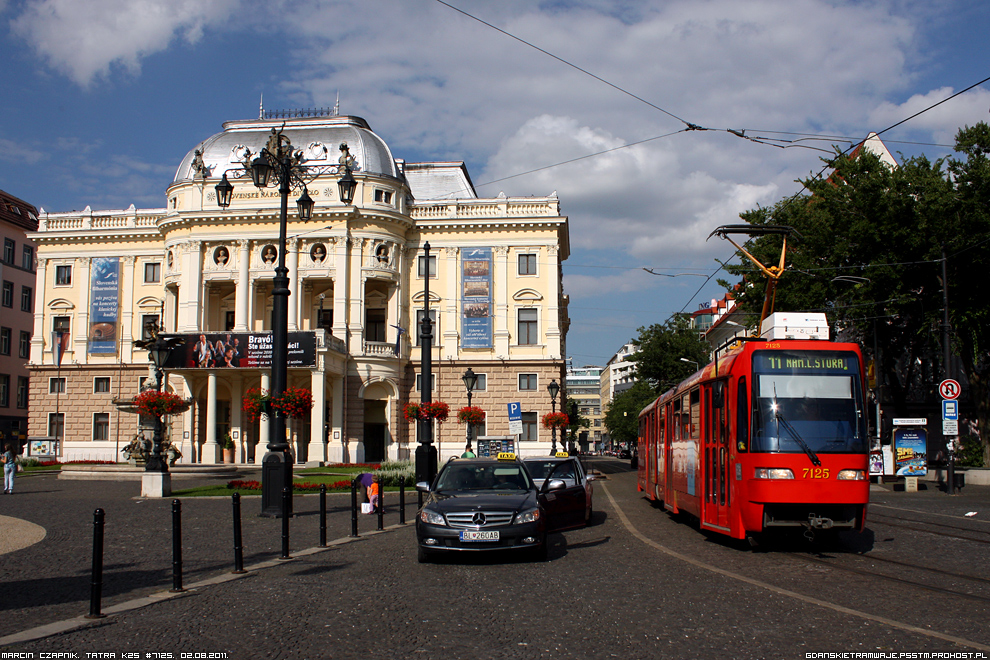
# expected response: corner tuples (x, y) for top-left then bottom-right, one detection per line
(415, 456), (574, 563)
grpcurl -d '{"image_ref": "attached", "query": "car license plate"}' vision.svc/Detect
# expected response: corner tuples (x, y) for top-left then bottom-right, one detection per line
(460, 530), (499, 542)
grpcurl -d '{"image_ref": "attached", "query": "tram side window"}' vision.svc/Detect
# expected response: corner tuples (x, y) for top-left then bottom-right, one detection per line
(736, 377), (748, 452)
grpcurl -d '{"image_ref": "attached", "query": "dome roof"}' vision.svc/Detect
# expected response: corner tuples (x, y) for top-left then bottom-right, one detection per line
(174, 115), (399, 184)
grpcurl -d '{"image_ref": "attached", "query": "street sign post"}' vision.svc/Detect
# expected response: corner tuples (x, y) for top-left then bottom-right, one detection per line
(939, 379), (961, 400)
(507, 402), (523, 436)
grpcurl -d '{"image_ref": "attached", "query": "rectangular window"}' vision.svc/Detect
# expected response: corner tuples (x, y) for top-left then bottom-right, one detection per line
(144, 262), (161, 283)
(365, 308), (386, 342)
(141, 315), (160, 341)
(225, 311), (235, 331)
(0, 374), (8, 407)
(55, 265), (72, 286)
(0, 327), (10, 355)
(518, 253), (537, 276)
(2, 238), (14, 263)
(16, 376), (28, 408)
(48, 413), (64, 439)
(94, 377), (111, 393)
(49, 377), (66, 394)
(518, 373), (537, 390)
(317, 309), (333, 330)
(415, 373), (437, 392)
(22, 245), (33, 270)
(417, 255), (437, 279)
(19, 331), (30, 359)
(374, 189), (393, 204)
(517, 308), (538, 345)
(415, 310), (438, 346)
(473, 373), (488, 391)
(522, 412), (538, 441)
(1, 281), (12, 308)
(21, 286), (32, 312)
(93, 413), (110, 441)
(53, 316), (71, 334)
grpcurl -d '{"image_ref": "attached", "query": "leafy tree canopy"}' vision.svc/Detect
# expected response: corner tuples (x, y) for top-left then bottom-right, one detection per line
(603, 380), (657, 448)
(628, 314), (712, 394)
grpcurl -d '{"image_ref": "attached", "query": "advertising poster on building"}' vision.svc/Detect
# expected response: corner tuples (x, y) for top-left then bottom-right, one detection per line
(163, 332), (317, 369)
(894, 427), (928, 476)
(88, 257), (120, 354)
(461, 247), (492, 348)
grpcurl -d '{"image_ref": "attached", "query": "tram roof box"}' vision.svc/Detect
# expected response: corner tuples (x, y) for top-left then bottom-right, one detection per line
(760, 312), (830, 341)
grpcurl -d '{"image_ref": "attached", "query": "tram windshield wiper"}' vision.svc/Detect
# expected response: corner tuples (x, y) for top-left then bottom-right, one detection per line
(771, 388), (821, 467)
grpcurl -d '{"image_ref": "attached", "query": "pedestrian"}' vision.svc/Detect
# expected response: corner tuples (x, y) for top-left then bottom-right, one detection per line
(367, 475), (381, 513)
(461, 444), (476, 458)
(2, 442), (17, 494)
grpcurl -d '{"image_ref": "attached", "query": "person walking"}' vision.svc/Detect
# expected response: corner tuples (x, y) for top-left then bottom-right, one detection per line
(2, 442), (17, 494)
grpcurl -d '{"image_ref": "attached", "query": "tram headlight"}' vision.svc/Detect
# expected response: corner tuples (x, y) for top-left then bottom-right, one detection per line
(837, 469), (866, 480)
(754, 468), (794, 480)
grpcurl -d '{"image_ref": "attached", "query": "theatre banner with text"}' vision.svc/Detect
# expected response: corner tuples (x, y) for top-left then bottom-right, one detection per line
(461, 247), (492, 348)
(163, 332), (317, 369)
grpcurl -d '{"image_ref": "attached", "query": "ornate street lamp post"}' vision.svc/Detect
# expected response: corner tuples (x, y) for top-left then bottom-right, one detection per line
(215, 130), (356, 517)
(547, 378), (560, 455)
(462, 367), (478, 453)
(415, 242), (437, 486)
(145, 333), (174, 474)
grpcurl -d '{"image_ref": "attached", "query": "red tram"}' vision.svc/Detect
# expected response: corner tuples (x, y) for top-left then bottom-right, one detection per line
(637, 337), (870, 540)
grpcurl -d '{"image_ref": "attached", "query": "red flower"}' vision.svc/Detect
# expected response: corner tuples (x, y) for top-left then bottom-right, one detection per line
(542, 412), (569, 429)
(404, 401), (449, 422)
(242, 387), (269, 422)
(271, 387), (314, 419)
(457, 406), (486, 424)
(133, 390), (190, 417)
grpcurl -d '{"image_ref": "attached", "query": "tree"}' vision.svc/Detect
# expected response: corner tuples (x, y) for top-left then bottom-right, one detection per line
(628, 314), (711, 393)
(721, 124), (990, 464)
(603, 380), (657, 449)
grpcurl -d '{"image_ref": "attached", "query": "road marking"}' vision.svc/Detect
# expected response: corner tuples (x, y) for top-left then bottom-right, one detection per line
(601, 483), (990, 652)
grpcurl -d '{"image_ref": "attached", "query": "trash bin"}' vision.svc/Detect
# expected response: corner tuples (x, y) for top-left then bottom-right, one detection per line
(953, 472), (966, 491)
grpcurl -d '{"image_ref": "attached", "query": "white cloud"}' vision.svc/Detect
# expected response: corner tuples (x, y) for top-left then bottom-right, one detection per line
(11, 0), (240, 87)
(868, 86), (990, 146)
(0, 137), (46, 164)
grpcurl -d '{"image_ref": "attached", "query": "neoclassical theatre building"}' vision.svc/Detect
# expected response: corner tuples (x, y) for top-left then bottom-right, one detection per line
(26, 111), (570, 464)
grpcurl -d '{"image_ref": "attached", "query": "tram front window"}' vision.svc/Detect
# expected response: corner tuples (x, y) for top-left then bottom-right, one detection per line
(750, 351), (867, 454)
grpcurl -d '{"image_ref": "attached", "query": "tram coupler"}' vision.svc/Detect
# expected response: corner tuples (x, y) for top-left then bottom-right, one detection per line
(803, 513), (834, 541)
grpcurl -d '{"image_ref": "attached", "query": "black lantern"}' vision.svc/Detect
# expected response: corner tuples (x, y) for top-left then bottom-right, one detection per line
(547, 379), (560, 402)
(337, 168), (357, 205)
(250, 155), (272, 188)
(215, 173), (234, 209)
(548, 378), (560, 455)
(462, 367), (478, 393)
(296, 187), (314, 221)
(149, 334), (171, 371)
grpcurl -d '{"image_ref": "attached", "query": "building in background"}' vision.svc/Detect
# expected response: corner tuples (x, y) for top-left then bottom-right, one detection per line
(27, 112), (569, 463)
(0, 190), (38, 448)
(566, 364), (601, 452)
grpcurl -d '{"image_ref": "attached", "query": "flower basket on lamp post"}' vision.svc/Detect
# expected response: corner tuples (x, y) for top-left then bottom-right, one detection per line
(457, 406), (486, 425)
(270, 386), (314, 419)
(132, 391), (192, 418)
(404, 401), (450, 422)
(542, 412), (569, 430)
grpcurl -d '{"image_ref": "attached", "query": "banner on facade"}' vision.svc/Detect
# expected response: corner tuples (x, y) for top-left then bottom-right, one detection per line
(163, 332), (317, 369)
(461, 247), (492, 348)
(88, 257), (120, 354)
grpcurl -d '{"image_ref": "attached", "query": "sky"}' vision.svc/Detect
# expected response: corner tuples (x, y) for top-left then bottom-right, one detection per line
(2, 0), (988, 367)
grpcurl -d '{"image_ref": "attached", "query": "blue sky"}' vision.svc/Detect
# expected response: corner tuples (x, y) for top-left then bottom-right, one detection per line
(2, 0), (988, 367)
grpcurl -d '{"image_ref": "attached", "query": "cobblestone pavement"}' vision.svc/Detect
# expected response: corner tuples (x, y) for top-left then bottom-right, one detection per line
(2, 462), (989, 659)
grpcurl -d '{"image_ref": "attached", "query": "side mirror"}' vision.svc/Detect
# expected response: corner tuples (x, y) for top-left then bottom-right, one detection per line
(415, 481), (431, 493)
(712, 381), (725, 409)
(546, 479), (566, 492)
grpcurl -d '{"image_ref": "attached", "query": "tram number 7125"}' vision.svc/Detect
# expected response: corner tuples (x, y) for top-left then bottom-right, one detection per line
(802, 468), (830, 479)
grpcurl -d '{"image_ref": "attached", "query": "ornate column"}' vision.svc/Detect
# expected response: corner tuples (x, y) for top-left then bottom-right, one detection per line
(494, 245), (510, 355)
(30, 257), (48, 363)
(348, 239), (367, 350)
(231, 376), (244, 462)
(178, 242), (204, 332)
(333, 236), (349, 348)
(180, 376), (195, 463)
(74, 257), (92, 361)
(259, 371), (271, 448)
(120, 256), (136, 363)
(444, 246), (459, 355)
(545, 245), (561, 355)
(328, 374), (345, 463)
(235, 240), (250, 331)
(287, 237), (299, 331)
(308, 361), (326, 464)
(203, 371), (218, 464)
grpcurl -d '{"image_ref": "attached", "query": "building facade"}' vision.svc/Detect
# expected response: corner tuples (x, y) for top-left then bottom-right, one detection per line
(26, 113), (569, 463)
(0, 190), (39, 447)
(566, 365), (602, 452)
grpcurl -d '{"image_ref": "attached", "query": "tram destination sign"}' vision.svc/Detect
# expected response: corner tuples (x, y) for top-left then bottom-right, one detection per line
(753, 352), (856, 373)
(162, 332), (317, 369)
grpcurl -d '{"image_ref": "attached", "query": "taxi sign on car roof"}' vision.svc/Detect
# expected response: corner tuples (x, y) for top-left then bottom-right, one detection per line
(554, 452), (569, 458)
(496, 452), (516, 461)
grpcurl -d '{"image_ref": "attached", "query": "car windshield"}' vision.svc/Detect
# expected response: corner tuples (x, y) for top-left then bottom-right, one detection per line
(435, 463), (532, 491)
(524, 460), (576, 481)
(750, 350), (868, 454)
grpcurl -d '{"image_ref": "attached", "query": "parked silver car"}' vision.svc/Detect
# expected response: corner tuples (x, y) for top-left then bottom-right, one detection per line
(521, 456), (595, 529)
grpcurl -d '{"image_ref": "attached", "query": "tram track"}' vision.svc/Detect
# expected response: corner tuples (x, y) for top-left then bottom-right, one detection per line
(868, 511), (990, 545)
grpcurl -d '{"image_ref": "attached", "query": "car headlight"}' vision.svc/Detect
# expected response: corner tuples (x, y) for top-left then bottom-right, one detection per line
(837, 469), (867, 480)
(419, 509), (445, 525)
(515, 507), (541, 524)
(754, 468), (794, 480)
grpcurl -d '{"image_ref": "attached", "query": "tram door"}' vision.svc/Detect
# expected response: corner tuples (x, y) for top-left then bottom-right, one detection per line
(702, 382), (730, 530)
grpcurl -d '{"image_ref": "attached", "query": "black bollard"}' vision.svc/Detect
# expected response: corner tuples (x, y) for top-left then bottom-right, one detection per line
(377, 479), (384, 531)
(350, 477), (359, 537)
(86, 508), (106, 619)
(170, 499), (184, 592)
(399, 476), (406, 525)
(232, 493), (246, 574)
(319, 484), (327, 547)
(280, 487), (291, 559)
